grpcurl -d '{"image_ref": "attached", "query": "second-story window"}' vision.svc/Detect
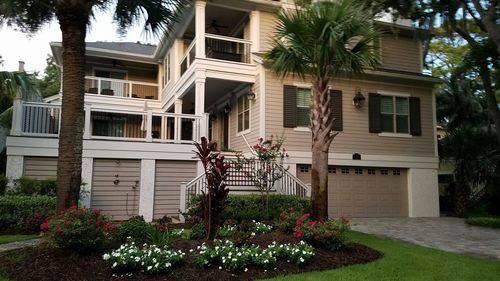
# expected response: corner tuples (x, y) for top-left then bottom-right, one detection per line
(237, 95), (250, 132)
(380, 95), (409, 133)
(163, 53), (170, 86)
(296, 88), (311, 127)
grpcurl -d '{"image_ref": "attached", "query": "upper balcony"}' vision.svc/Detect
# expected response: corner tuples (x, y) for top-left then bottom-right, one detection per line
(85, 76), (159, 100)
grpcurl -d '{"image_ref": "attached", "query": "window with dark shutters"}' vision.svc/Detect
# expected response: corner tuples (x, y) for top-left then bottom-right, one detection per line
(283, 85), (297, 128)
(369, 93), (381, 133)
(330, 90), (343, 131)
(409, 97), (421, 136)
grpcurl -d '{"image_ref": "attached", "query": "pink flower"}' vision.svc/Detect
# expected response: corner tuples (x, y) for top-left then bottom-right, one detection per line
(40, 222), (49, 231)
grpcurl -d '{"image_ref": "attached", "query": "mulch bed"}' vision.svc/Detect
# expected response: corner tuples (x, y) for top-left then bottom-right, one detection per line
(0, 231), (382, 281)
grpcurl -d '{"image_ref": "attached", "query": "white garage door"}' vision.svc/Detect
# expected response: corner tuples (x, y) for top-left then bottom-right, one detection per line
(91, 159), (141, 221)
(297, 165), (408, 218)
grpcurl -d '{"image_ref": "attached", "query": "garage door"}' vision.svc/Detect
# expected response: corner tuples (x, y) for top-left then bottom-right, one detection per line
(297, 165), (408, 218)
(23, 157), (57, 180)
(91, 159), (141, 221)
(154, 160), (197, 220)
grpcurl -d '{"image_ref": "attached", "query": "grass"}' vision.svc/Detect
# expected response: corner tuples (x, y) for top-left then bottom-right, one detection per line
(266, 231), (500, 281)
(0, 234), (38, 245)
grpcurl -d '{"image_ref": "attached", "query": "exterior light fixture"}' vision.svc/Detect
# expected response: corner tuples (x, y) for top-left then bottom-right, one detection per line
(247, 91), (256, 101)
(352, 87), (366, 108)
(223, 103), (232, 114)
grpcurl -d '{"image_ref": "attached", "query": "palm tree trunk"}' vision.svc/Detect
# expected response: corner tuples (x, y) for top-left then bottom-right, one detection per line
(55, 3), (91, 211)
(310, 81), (337, 220)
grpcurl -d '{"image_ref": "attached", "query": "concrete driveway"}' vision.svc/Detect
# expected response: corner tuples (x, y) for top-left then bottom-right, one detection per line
(351, 217), (500, 259)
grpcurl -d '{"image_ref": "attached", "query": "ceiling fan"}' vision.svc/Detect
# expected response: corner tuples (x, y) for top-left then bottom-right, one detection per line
(206, 19), (228, 34)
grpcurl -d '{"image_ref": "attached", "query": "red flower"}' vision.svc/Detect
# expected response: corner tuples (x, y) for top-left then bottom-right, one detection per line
(261, 147), (267, 152)
(40, 222), (49, 231)
(64, 221), (72, 226)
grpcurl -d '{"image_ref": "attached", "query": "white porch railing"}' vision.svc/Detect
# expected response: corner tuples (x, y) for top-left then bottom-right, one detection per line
(205, 33), (252, 64)
(85, 76), (159, 100)
(179, 39), (197, 76)
(11, 101), (208, 144)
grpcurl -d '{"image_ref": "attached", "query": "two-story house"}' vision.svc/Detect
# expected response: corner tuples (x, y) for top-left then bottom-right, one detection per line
(5, 0), (441, 222)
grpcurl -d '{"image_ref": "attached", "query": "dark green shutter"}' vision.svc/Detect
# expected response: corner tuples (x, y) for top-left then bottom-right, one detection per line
(330, 90), (343, 131)
(369, 93), (381, 133)
(283, 85), (297, 128)
(409, 96), (421, 136)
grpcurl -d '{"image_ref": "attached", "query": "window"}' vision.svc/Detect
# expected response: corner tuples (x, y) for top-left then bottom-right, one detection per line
(298, 165), (310, 173)
(354, 168), (363, 175)
(163, 53), (170, 85)
(380, 169), (389, 175)
(341, 168), (350, 174)
(380, 95), (409, 133)
(368, 169), (376, 175)
(328, 166), (336, 174)
(296, 88), (311, 127)
(393, 169), (401, 176)
(237, 95), (250, 132)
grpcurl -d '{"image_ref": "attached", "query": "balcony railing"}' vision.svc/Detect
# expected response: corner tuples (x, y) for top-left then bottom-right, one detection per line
(178, 34), (252, 76)
(84, 76), (159, 100)
(11, 101), (208, 144)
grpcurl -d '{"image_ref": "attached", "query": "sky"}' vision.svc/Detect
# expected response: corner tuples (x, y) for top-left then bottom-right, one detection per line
(0, 8), (158, 74)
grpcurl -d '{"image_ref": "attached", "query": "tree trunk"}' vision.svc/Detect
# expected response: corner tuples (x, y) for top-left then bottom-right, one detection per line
(310, 81), (338, 220)
(453, 174), (470, 217)
(55, 2), (92, 211)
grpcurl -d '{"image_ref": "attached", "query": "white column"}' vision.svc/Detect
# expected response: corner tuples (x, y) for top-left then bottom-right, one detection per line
(83, 103), (92, 139)
(250, 10), (261, 53)
(81, 157), (93, 208)
(146, 110), (153, 142)
(407, 168), (440, 217)
(10, 92), (23, 136)
(195, 78), (205, 115)
(174, 99), (183, 142)
(139, 159), (156, 222)
(179, 182), (187, 223)
(6, 155), (23, 188)
(195, 1), (206, 59)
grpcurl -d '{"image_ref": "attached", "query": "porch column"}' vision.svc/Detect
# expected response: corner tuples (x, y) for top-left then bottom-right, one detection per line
(195, 78), (205, 116)
(83, 103), (91, 139)
(195, 1), (206, 59)
(6, 155), (23, 188)
(145, 110), (153, 142)
(174, 99), (183, 142)
(10, 90), (23, 136)
(81, 157), (93, 207)
(407, 168), (440, 217)
(139, 159), (156, 222)
(250, 10), (261, 53)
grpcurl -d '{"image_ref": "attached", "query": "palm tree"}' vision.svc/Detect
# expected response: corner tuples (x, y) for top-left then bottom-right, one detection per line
(265, 0), (380, 219)
(0, 0), (187, 211)
(0, 71), (40, 127)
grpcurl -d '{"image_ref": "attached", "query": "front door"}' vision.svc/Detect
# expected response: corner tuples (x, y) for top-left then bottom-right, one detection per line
(219, 112), (229, 150)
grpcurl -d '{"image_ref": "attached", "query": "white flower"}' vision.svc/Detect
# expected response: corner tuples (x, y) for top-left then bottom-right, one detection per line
(134, 257), (140, 262)
(219, 266), (222, 270)
(147, 266), (152, 271)
(244, 268), (248, 272)
(165, 262), (172, 268)
(102, 253), (110, 260)
(112, 262), (117, 268)
(299, 257), (305, 263)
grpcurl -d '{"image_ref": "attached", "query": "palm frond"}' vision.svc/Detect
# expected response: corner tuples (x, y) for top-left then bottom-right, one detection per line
(0, 71), (41, 100)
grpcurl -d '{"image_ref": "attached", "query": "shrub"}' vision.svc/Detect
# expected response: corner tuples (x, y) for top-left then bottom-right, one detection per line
(116, 216), (154, 245)
(188, 195), (311, 223)
(103, 241), (185, 273)
(9, 176), (57, 196)
(189, 223), (205, 240)
(466, 216), (500, 229)
(0, 195), (56, 232)
(277, 207), (304, 234)
(293, 214), (350, 251)
(41, 206), (115, 253)
(0, 175), (8, 195)
(147, 227), (171, 248)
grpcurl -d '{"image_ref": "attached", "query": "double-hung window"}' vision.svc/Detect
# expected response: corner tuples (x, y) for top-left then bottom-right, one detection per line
(163, 53), (170, 86)
(237, 95), (250, 132)
(380, 95), (409, 134)
(296, 88), (311, 127)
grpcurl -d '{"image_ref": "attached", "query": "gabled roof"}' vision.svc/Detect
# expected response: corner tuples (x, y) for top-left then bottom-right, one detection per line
(85, 42), (157, 56)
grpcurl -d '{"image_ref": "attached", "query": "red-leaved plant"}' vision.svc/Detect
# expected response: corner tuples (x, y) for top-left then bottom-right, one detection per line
(292, 213), (350, 251)
(41, 206), (115, 253)
(193, 137), (230, 239)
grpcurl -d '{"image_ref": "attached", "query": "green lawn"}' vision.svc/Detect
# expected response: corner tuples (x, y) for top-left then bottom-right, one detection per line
(266, 231), (500, 281)
(0, 234), (38, 245)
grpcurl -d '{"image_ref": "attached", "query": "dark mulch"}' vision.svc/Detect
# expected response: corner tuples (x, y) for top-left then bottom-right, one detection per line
(0, 232), (382, 281)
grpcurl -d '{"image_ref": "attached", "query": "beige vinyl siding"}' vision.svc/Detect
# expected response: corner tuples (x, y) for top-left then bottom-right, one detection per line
(380, 34), (422, 73)
(91, 159), (141, 221)
(260, 11), (278, 52)
(153, 160), (197, 219)
(228, 74), (261, 152)
(23, 157), (57, 180)
(265, 70), (435, 157)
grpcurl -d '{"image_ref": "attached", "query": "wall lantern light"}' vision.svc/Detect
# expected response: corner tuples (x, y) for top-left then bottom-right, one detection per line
(223, 103), (232, 114)
(352, 87), (366, 109)
(247, 91), (256, 101)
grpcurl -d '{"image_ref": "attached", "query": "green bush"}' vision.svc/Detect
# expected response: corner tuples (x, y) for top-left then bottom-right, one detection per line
(116, 216), (154, 245)
(189, 223), (205, 240)
(41, 206), (115, 253)
(188, 195), (311, 223)
(0, 195), (56, 232)
(277, 207), (305, 234)
(0, 175), (7, 196)
(466, 216), (500, 229)
(10, 176), (57, 196)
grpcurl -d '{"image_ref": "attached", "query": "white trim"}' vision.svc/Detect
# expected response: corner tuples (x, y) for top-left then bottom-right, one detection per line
(81, 157), (93, 208)
(258, 63), (266, 137)
(236, 129), (251, 136)
(377, 90), (410, 97)
(293, 82), (312, 88)
(377, 132), (412, 138)
(139, 159), (156, 222)
(293, 127), (311, 132)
